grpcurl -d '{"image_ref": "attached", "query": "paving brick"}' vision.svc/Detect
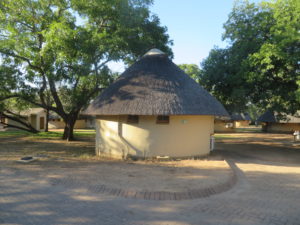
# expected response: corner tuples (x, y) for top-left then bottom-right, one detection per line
(1, 144), (300, 225)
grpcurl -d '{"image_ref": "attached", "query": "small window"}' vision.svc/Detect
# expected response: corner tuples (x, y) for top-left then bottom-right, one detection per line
(156, 115), (169, 124)
(127, 115), (139, 124)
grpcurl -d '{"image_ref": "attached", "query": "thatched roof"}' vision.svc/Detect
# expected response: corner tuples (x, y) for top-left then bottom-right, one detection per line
(231, 113), (251, 121)
(85, 49), (228, 116)
(257, 111), (300, 123)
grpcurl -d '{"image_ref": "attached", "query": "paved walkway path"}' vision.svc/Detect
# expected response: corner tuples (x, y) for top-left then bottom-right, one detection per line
(48, 160), (236, 201)
(1, 141), (300, 224)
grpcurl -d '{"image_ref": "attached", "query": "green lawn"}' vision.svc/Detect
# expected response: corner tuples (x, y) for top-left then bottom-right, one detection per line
(234, 127), (262, 133)
(214, 134), (240, 139)
(0, 129), (95, 139)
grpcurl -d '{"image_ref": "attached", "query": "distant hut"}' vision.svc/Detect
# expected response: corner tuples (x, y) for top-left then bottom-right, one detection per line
(48, 112), (65, 129)
(2, 108), (47, 131)
(231, 113), (251, 128)
(84, 49), (228, 159)
(214, 115), (234, 133)
(48, 112), (95, 129)
(257, 111), (300, 133)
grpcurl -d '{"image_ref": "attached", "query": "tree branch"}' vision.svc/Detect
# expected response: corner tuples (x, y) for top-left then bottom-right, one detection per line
(0, 94), (60, 115)
(0, 94), (19, 101)
(0, 111), (38, 133)
(0, 50), (42, 72)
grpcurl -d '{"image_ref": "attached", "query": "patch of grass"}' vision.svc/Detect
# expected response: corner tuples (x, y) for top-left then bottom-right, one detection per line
(0, 130), (31, 137)
(214, 134), (240, 139)
(31, 131), (65, 139)
(73, 130), (96, 137)
(235, 128), (262, 133)
(0, 129), (95, 139)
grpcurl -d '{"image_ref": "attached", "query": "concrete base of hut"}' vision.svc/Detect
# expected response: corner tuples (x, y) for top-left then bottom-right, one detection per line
(95, 115), (214, 159)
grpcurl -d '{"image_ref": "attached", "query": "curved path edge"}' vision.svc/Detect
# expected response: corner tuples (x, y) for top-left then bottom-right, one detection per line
(50, 160), (238, 201)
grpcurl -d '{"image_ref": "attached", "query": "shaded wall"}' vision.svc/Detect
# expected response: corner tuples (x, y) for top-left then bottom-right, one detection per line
(5, 111), (46, 131)
(5, 118), (28, 130)
(263, 122), (300, 133)
(86, 118), (96, 129)
(48, 119), (88, 129)
(48, 120), (65, 129)
(96, 115), (214, 159)
(74, 120), (86, 129)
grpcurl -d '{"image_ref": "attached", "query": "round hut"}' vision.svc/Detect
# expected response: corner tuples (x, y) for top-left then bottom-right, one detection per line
(85, 49), (228, 159)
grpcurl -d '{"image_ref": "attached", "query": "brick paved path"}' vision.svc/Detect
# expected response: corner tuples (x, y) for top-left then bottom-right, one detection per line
(48, 161), (236, 201)
(1, 144), (300, 224)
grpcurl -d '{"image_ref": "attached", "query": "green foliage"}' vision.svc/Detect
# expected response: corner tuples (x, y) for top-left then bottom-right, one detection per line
(201, 0), (300, 114)
(178, 64), (202, 84)
(246, 103), (261, 121)
(0, 0), (172, 139)
(247, 0), (300, 113)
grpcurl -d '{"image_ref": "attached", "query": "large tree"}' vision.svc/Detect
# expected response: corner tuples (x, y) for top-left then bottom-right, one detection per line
(201, 0), (300, 114)
(0, 0), (172, 140)
(178, 64), (202, 84)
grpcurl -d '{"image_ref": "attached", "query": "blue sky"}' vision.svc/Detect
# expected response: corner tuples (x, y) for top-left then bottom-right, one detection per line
(150, 0), (235, 66)
(109, 0), (261, 72)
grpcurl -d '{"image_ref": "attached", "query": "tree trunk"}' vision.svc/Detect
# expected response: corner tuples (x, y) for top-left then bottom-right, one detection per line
(62, 118), (76, 141)
(45, 109), (49, 132)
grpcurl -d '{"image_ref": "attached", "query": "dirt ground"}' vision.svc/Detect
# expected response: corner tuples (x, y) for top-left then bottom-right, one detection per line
(1, 132), (300, 225)
(216, 133), (300, 163)
(1, 132), (299, 193)
(0, 135), (95, 160)
(0, 134), (232, 192)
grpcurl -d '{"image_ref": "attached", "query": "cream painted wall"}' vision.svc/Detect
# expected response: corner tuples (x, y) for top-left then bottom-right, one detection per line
(48, 120), (65, 129)
(234, 120), (250, 128)
(96, 115), (214, 159)
(48, 119), (87, 129)
(5, 111), (47, 131)
(31, 112), (46, 131)
(5, 118), (28, 130)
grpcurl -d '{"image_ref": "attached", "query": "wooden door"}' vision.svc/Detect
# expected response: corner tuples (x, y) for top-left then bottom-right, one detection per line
(40, 117), (45, 130)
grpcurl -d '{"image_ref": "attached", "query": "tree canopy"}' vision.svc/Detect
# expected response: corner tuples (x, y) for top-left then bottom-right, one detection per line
(201, 0), (300, 114)
(0, 0), (172, 140)
(178, 64), (202, 84)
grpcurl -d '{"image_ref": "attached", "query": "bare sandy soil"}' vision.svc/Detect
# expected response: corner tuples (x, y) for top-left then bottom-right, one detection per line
(216, 133), (300, 164)
(0, 135), (95, 160)
(0, 135), (232, 192)
(1, 132), (298, 193)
